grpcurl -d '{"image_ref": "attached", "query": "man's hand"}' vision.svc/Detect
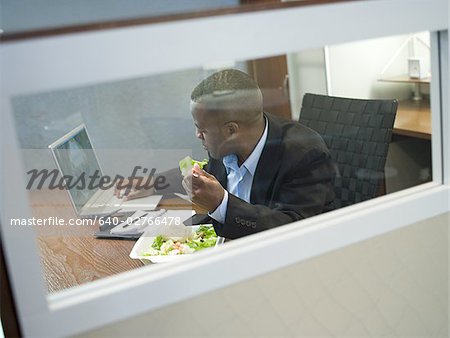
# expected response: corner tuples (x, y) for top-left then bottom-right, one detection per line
(114, 177), (155, 201)
(182, 163), (225, 212)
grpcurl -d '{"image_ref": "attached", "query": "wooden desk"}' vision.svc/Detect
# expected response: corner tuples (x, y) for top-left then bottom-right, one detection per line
(379, 75), (430, 101)
(379, 75), (431, 84)
(30, 190), (196, 293)
(393, 99), (431, 140)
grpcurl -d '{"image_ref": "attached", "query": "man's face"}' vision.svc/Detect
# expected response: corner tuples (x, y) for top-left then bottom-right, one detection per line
(191, 102), (230, 159)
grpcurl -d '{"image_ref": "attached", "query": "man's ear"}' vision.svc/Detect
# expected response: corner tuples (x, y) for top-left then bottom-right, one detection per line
(226, 122), (239, 136)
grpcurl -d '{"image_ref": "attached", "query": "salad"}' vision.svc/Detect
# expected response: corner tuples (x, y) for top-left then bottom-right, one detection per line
(142, 226), (217, 256)
(179, 156), (209, 177)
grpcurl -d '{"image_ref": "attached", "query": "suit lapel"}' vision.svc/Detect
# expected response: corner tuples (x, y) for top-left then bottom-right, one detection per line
(250, 113), (283, 204)
(208, 157), (227, 188)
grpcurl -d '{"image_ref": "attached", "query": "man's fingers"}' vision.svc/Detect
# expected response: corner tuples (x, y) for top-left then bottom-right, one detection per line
(123, 189), (149, 201)
(185, 173), (207, 191)
(192, 163), (213, 178)
(201, 170), (214, 178)
(114, 181), (125, 197)
(115, 179), (130, 198)
(184, 175), (204, 198)
(192, 164), (201, 178)
(120, 187), (132, 200)
(115, 187), (126, 198)
(192, 163), (208, 177)
(123, 191), (141, 201)
(191, 173), (209, 190)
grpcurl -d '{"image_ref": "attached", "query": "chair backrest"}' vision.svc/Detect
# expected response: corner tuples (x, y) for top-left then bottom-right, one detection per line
(299, 93), (398, 209)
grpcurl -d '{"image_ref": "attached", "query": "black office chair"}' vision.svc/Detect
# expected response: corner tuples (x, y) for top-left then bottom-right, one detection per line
(299, 93), (398, 209)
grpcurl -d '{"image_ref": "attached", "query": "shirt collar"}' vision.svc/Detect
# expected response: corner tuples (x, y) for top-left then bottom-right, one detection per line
(222, 117), (268, 176)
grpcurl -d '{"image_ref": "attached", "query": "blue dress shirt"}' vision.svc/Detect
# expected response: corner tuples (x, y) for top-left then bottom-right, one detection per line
(209, 118), (268, 223)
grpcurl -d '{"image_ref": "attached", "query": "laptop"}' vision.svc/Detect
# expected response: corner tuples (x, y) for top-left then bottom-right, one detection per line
(49, 124), (162, 218)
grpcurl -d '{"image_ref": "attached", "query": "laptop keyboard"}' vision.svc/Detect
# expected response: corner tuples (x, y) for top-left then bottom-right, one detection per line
(91, 190), (122, 208)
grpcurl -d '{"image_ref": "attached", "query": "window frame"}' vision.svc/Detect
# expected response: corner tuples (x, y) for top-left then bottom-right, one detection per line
(0, 0), (448, 337)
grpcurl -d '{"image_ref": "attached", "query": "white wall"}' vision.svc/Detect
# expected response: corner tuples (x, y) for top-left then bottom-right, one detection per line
(328, 34), (415, 99)
(76, 212), (448, 337)
(287, 49), (327, 120)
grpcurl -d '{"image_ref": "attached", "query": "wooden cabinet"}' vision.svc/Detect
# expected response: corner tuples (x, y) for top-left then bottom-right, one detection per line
(248, 55), (292, 120)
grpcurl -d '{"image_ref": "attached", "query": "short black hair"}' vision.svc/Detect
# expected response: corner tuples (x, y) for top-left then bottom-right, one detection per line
(191, 69), (260, 101)
(191, 69), (263, 121)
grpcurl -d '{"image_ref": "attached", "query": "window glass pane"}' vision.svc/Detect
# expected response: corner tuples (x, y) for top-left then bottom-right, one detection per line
(11, 31), (433, 294)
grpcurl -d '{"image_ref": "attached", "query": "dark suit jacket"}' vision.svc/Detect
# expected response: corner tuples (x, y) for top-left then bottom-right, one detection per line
(157, 113), (336, 239)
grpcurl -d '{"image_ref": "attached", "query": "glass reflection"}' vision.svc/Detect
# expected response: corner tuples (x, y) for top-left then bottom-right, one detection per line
(12, 32), (432, 294)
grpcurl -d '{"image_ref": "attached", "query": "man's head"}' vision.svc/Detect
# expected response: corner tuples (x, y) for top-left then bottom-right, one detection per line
(190, 69), (264, 159)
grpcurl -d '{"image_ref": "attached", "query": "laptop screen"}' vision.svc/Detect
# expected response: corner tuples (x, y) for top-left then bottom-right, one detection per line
(53, 127), (102, 214)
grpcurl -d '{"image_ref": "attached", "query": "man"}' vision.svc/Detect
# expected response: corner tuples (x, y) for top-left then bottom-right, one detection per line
(117, 69), (336, 239)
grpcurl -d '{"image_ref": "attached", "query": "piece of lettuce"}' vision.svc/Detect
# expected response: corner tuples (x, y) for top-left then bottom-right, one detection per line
(151, 235), (165, 250)
(185, 225), (217, 250)
(179, 156), (208, 177)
